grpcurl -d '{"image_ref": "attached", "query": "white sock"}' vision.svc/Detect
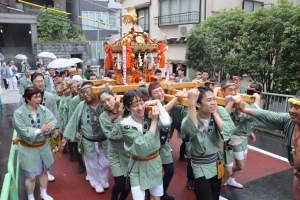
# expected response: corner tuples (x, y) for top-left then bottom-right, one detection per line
(28, 194), (34, 200)
(228, 177), (234, 182)
(40, 187), (47, 195)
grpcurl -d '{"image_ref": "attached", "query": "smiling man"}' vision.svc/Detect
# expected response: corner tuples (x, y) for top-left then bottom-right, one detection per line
(237, 94), (300, 200)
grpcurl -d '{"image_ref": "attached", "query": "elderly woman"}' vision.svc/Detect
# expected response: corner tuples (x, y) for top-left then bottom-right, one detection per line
(12, 86), (57, 200)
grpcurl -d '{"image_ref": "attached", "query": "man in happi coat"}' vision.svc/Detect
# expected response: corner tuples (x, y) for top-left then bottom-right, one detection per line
(62, 81), (111, 194)
(181, 87), (235, 200)
(19, 69), (32, 96)
(237, 94), (300, 200)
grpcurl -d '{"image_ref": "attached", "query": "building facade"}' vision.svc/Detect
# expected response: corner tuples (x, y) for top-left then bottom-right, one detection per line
(117, 0), (300, 80)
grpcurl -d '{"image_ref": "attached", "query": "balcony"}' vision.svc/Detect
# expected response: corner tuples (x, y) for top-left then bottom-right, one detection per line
(154, 11), (200, 27)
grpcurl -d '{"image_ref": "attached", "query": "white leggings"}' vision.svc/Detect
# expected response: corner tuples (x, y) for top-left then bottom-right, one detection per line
(7, 77), (17, 90)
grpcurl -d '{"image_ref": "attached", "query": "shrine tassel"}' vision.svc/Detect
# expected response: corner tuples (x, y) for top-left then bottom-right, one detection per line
(123, 46), (127, 85)
(166, 49), (170, 81)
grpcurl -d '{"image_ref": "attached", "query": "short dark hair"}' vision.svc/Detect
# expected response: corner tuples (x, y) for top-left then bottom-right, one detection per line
(24, 86), (41, 103)
(123, 90), (144, 109)
(98, 87), (114, 99)
(87, 73), (97, 80)
(247, 82), (263, 95)
(205, 78), (219, 87)
(233, 72), (242, 78)
(106, 70), (115, 78)
(154, 69), (162, 75)
(59, 71), (65, 76)
(197, 86), (213, 104)
(37, 63), (42, 68)
(202, 69), (209, 74)
(31, 73), (44, 82)
(137, 86), (150, 100)
(177, 67), (186, 72)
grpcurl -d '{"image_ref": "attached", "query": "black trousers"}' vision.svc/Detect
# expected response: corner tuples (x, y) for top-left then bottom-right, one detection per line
(187, 160), (195, 180)
(111, 176), (131, 200)
(3, 79), (8, 89)
(194, 175), (221, 200)
(68, 141), (83, 165)
(180, 138), (186, 158)
(163, 163), (174, 193)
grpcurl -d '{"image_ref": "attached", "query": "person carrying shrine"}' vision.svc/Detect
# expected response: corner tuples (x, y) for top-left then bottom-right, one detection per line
(120, 90), (172, 200)
(236, 94), (300, 200)
(181, 87), (235, 200)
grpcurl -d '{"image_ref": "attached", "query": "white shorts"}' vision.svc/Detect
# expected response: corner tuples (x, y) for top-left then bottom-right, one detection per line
(131, 184), (163, 200)
(225, 162), (233, 167)
(233, 148), (248, 161)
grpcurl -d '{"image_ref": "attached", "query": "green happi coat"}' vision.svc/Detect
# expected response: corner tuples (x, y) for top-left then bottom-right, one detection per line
(64, 101), (108, 159)
(53, 92), (64, 108)
(68, 95), (81, 119)
(44, 75), (51, 92)
(100, 111), (129, 177)
(160, 104), (187, 164)
(120, 114), (172, 190)
(12, 104), (57, 172)
(19, 77), (31, 95)
(253, 109), (294, 166)
(181, 106), (235, 179)
(58, 95), (67, 129)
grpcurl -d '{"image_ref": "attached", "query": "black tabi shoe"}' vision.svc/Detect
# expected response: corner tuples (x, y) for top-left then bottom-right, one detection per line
(78, 165), (85, 173)
(162, 193), (175, 200)
(62, 146), (68, 154)
(70, 156), (76, 162)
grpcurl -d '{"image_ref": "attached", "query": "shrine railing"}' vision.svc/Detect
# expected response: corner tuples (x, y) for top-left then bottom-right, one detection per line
(261, 92), (294, 113)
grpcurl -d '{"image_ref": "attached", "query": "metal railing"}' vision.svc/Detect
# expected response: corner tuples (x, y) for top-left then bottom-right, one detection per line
(155, 11), (200, 26)
(261, 92), (294, 113)
(0, 130), (19, 200)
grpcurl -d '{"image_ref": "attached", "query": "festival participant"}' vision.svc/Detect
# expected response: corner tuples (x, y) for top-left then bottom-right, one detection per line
(148, 82), (186, 200)
(67, 81), (85, 173)
(13, 86), (57, 200)
(99, 88), (131, 200)
(120, 90), (171, 200)
(181, 87), (235, 200)
(219, 80), (262, 191)
(200, 69), (209, 82)
(58, 82), (71, 154)
(44, 68), (56, 93)
(154, 69), (162, 78)
(98, 68), (105, 79)
(21, 59), (31, 72)
(192, 71), (202, 82)
(19, 69), (32, 96)
(53, 83), (64, 108)
(63, 78), (82, 164)
(36, 63), (45, 74)
(62, 82), (111, 194)
(29, 73), (60, 182)
(65, 68), (76, 81)
(83, 65), (92, 78)
(232, 72), (247, 94)
(236, 94), (300, 200)
(204, 78), (220, 91)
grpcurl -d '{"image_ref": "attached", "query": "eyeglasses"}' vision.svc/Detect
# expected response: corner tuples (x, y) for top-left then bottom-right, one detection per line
(81, 88), (91, 95)
(197, 74), (202, 75)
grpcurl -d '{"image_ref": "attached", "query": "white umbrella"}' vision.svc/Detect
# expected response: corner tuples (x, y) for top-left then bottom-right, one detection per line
(47, 58), (72, 69)
(37, 52), (57, 59)
(15, 54), (28, 60)
(69, 58), (83, 64)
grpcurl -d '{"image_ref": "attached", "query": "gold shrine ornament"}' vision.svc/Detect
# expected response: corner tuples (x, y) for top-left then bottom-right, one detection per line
(136, 36), (145, 44)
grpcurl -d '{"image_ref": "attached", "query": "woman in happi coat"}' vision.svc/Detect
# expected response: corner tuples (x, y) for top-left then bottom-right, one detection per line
(99, 88), (130, 200)
(12, 86), (57, 200)
(148, 82), (188, 198)
(120, 90), (172, 200)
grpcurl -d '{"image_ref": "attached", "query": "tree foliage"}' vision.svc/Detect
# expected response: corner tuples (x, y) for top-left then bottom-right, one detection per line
(37, 5), (86, 43)
(186, 0), (300, 93)
(186, 8), (245, 80)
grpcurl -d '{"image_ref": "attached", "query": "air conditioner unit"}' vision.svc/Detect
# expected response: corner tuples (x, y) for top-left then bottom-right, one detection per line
(178, 24), (193, 38)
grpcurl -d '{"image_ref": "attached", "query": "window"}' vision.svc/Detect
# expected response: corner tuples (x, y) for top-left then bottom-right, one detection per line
(89, 41), (105, 59)
(15, 3), (31, 11)
(137, 7), (149, 33)
(109, 18), (117, 30)
(243, 0), (264, 14)
(82, 11), (109, 30)
(158, 0), (200, 26)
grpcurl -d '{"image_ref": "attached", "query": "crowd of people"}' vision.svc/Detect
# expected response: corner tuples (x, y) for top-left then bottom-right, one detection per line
(8, 63), (300, 200)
